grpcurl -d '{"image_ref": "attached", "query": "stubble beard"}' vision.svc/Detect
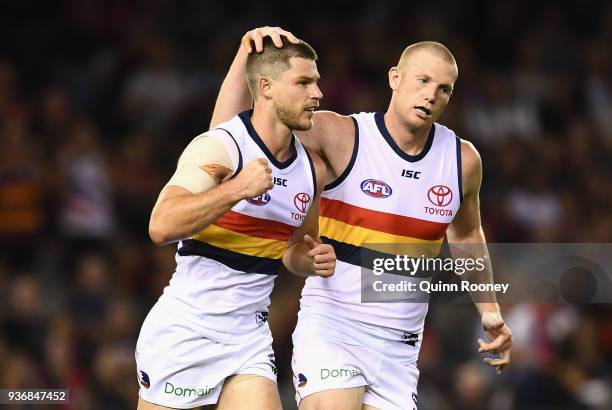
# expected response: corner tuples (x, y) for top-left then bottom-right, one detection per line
(275, 102), (312, 131)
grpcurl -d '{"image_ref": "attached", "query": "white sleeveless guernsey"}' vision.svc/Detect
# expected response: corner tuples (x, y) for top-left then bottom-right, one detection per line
(159, 110), (317, 341)
(300, 111), (462, 333)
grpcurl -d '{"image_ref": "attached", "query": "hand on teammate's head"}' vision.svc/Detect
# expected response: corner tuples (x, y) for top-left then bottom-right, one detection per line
(242, 26), (299, 53)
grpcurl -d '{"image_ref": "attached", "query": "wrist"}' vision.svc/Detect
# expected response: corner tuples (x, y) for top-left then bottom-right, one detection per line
(481, 310), (504, 329)
(477, 302), (501, 317)
(222, 177), (247, 202)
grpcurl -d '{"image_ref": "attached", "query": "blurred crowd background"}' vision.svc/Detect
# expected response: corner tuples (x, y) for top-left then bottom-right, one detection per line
(1, 0), (611, 409)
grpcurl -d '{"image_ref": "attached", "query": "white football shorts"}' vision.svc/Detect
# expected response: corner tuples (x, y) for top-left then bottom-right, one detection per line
(292, 312), (421, 410)
(135, 301), (277, 408)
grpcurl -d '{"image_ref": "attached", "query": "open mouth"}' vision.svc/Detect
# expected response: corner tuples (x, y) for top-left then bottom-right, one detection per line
(415, 106), (431, 116)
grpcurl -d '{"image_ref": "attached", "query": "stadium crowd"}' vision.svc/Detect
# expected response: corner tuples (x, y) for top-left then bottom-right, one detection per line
(0, 1), (611, 409)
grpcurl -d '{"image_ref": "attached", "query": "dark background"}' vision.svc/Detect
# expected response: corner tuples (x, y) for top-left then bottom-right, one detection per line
(1, 0), (611, 409)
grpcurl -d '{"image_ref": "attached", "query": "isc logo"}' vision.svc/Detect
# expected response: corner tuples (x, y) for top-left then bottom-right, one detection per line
(401, 169), (421, 179)
(273, 177), (287, 187)
(360, 179), (392, 198)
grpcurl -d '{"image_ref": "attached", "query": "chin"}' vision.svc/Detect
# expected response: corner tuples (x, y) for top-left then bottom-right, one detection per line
(285, 117), (312, 131)
(296, 119), (313, 131)
(400, 116), (428, 133)
(410, 113), (432, 126)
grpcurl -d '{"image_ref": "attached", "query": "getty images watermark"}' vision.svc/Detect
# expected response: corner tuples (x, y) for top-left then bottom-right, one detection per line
(360, 243), (612, 304)
(370, 253), (509, 294)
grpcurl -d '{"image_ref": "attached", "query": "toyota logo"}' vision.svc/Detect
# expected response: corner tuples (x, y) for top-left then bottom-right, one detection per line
(427, 185), (453, 207)
(294, 192), (311, 213)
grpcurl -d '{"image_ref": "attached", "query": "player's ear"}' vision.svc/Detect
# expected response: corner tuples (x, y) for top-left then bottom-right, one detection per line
(388, 66), (400, 90)
(258, 75), (273, 99)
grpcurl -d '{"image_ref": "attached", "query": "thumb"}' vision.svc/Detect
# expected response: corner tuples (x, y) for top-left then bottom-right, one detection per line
(303, 234), (319, 250)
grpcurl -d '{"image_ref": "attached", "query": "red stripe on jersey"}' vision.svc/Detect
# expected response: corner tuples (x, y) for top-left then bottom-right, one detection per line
(214, 210), (294, 241)
(320, 197), (448, 240)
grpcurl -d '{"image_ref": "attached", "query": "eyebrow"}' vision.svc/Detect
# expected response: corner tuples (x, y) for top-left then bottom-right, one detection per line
(418, 74), (453, 92)
(296, 75), (320, 82)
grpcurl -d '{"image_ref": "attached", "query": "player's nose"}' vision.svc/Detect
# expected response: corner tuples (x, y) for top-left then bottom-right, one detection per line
(311, 84), (323, 100)
(425, 84), (439, 103)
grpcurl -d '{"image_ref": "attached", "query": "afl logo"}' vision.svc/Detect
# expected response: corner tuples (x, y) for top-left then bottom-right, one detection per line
(294, 192), (311, 213)
(360, 179), (392, 198)
(427, 185), (453, 207)
(247, 193), (271, 206)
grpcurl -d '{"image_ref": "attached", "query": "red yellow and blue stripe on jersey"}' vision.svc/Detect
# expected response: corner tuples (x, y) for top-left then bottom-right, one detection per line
(319, 197), (448, 267)
(178, 210), (294, 275)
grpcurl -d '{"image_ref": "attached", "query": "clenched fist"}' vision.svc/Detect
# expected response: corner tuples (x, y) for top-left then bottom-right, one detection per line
(232, 158), (273, 199)
(303, 234), (336, 278)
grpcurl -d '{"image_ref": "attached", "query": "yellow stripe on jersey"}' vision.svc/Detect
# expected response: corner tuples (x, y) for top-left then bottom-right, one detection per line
(320, 216), (443, 257)
(193, 224), (287, 259)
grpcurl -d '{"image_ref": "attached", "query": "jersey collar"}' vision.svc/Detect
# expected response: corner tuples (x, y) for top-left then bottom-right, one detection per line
(238, 110), (297, 169)
(374, 111), (435, 163)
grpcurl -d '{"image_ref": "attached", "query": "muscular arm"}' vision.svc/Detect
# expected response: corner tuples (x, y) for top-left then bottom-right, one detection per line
(282, 151), (335, 277)
(210, 45), (252, 128)
(150, 183), (242, 245)
(446, 140), (512, 373)
(149, 136), (272, 245)
(445, 140), (497, 314)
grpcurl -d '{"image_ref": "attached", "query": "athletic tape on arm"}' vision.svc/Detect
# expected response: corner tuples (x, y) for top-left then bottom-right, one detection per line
(166, 131), (239, 194)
